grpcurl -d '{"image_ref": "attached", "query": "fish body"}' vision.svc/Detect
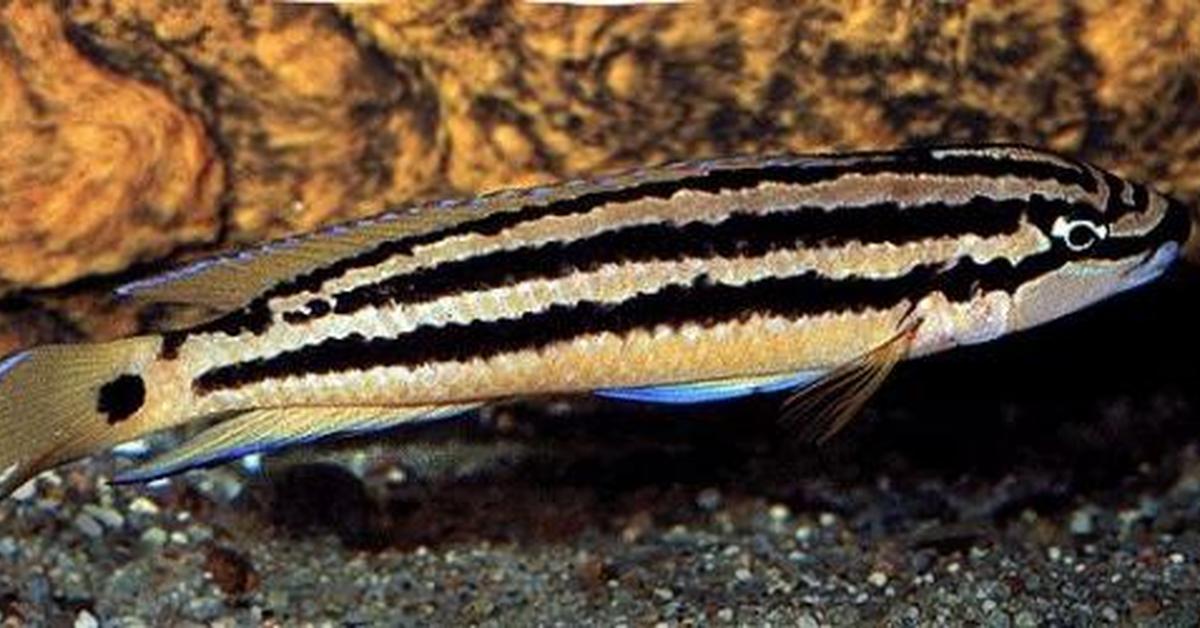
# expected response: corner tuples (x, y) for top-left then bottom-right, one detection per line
(1, 145), (1196, 494)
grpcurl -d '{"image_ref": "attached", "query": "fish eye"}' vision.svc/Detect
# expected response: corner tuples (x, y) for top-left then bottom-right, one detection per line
(1051, 216), (1108, 252)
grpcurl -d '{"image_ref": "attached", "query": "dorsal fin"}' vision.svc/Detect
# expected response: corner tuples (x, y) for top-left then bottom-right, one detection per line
(115, 200), (506, 310)
(113, 154), (812, 310)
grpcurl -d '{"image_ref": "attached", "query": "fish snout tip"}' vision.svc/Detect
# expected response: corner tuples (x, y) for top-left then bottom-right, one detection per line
(1185, 201), (1200, 265)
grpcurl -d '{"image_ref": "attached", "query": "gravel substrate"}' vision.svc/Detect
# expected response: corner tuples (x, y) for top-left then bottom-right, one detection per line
(1, 274), (1198, 626)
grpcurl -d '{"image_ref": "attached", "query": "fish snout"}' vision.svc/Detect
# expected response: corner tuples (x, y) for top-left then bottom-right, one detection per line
(1186, 200), (1200, 265)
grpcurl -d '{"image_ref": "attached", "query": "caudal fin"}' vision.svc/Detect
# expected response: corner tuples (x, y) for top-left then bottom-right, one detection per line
(0, 337), (160, 496)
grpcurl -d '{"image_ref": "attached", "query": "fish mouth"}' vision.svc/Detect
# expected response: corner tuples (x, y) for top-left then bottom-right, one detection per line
(1120, 241), (1180, 291)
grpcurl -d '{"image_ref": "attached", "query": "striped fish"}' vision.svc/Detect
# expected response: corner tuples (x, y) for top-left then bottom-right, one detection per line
(1, 145), (1196, 496)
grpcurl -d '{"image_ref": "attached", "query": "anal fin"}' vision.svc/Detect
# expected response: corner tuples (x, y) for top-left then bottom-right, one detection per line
(596, 370), (825, 405)
(782, 317), (922, 443)
(113, 403), (479, 484)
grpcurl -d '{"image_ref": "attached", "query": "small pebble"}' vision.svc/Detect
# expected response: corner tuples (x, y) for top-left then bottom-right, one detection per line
(653, 588), (674, 601)
(11, 479), (37, 501)
(0, 536), (18, 561)
(128, 497), (160, 516)
(696, 488), (722, 512)
(111, 440), (151, 457)
(74, 610), (99, 628)
(140, 527), (167, 548)
(83, 504), (125, 530)
(716, 608), (734, 621)
(1048, 547), (1063, 562)
(768, 504), (791, 522)
(796, 613), (819, 628)
(188, 525), (214, 543)
(73, 513), (104, 539)
(1069, 507), (1096, 536)
(186, 596), (225, 622)
(985, 610), (1011, 628)
(867, 571), (888, 588)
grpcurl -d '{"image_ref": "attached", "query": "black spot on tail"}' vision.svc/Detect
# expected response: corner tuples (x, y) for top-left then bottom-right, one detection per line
(98, 374), (145, 424)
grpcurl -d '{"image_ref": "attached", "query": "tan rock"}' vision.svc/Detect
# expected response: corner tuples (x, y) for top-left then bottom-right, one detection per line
(0, 1), (222, 294)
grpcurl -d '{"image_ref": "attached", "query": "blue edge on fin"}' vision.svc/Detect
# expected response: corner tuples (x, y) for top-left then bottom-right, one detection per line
(0, 350), (30, 380)
(595, 371), (822, 405)
(114, 408), (476, 485)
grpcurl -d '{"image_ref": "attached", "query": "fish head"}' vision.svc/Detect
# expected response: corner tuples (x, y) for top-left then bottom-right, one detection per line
(1011, 180), (1192, 331)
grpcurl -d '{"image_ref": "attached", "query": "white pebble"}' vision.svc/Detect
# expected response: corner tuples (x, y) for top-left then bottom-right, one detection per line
(11, 479), (37, 501)
(128, 497), (160, 516)
(74, 610), (99, 628)
(868, 571), (888, 587)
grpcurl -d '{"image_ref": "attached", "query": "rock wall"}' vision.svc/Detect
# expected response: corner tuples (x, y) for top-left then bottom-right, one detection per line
(2, 0), (1200, 351)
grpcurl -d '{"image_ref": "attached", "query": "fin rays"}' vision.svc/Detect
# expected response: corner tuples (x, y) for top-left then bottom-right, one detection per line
(781, 318), (921, 443)
(114, 403), (479, 484)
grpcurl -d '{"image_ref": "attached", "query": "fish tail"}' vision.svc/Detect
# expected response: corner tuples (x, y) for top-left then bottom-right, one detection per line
(0, 336), (161, 497)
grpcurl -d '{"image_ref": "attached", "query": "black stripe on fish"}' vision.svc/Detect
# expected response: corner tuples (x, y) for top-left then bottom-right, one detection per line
(319, 194), (1088, 319)
(194, 241), (1097, 395)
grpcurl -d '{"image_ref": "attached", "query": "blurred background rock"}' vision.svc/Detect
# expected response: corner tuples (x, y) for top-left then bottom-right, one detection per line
(2, 0), (1200, 352)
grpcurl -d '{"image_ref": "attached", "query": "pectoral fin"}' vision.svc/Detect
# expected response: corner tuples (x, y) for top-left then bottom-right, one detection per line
(596, 370), (824, 404)
(782, 318), (922, 443)
(114, 403), (479, 483)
